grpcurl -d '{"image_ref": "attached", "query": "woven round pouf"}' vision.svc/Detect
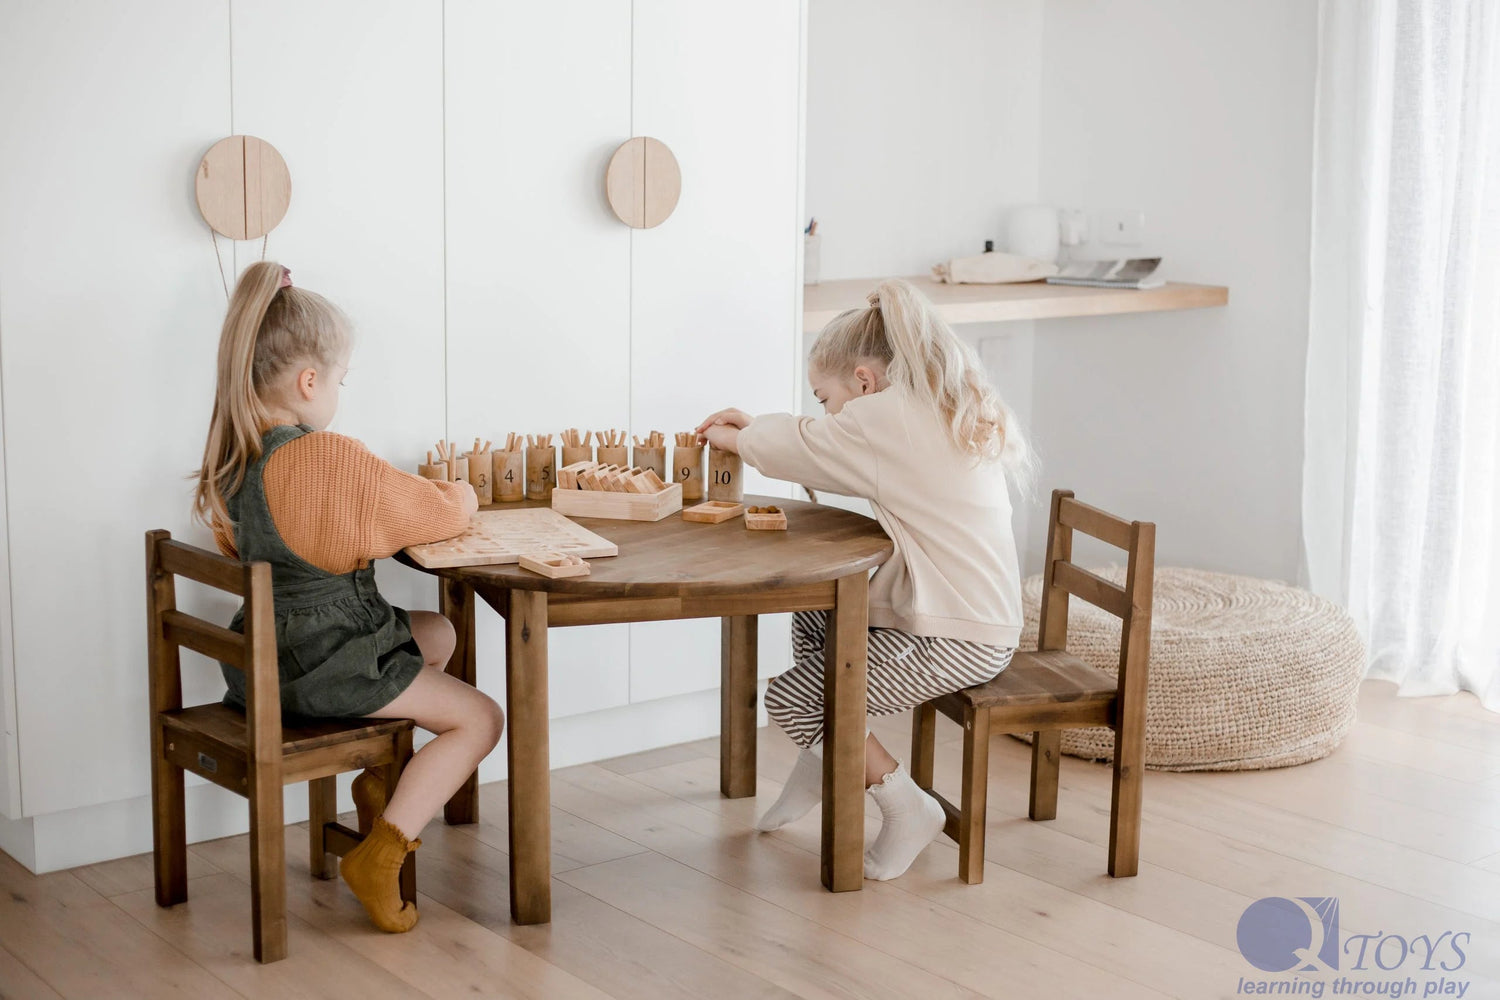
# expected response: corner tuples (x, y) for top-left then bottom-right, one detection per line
(1015, 567), (1365, 771)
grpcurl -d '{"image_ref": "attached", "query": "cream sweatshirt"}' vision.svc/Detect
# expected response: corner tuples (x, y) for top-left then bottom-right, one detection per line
(737, 388), (1022, 648)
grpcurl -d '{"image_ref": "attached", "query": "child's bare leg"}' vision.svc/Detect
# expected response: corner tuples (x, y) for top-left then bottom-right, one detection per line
(865, 732), (898, 787)
(364, 668), (504, 838)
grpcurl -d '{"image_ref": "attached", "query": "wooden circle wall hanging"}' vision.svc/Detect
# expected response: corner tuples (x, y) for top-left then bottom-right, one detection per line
(195, 135), (292, 241)
(605, 136), (681, 229)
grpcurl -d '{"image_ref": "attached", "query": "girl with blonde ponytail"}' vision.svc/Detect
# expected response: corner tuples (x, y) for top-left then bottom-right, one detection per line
(696, 278), (1029, 882)
(193, 262), (503, 935)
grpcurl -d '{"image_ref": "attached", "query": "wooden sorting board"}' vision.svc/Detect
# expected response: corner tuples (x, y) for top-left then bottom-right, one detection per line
(403, 508), (618, 569)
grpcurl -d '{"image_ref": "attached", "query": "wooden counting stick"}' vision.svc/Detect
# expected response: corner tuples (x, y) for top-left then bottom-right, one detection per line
(517, 551), (591, 579)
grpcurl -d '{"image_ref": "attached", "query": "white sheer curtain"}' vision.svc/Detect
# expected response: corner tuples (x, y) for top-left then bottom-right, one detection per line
(1303, 0), (1500, 710)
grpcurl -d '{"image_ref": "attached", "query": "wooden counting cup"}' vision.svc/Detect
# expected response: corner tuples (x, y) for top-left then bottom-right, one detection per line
(493, 450), (525, 502)
(417, 461), (449, 482)
(449, 455), (469, 489)
(518, 551), (590, 579)
(596, 444), (628, 467)
(744, 505), (788, 531)
(708, 447), (744, 502)
(682, 500), (745, 524)
(633, 445), (666, 481)
(466, 449), (493, 505)
(525, 446), (557, 500)
(672, 444), (705, 501)
(561, 445), (593, 469)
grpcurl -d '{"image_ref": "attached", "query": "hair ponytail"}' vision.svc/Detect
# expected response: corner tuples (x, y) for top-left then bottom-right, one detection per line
(192, 261), (350, 529)
(809, 278), (1035, 485)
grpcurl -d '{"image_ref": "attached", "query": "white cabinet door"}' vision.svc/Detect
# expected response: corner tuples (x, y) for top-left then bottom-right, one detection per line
(0, 0), (231, 815)
(627, 0), (803, 703)
(230, 0), (446, 623)
(445, 1), (634, 718)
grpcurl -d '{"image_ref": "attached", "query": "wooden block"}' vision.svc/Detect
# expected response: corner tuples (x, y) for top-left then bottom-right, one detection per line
(745, 505), (788, 531)
(643, 468), (668, 492)
(518, 552), (591, 579)
(682, 500), (745, 524)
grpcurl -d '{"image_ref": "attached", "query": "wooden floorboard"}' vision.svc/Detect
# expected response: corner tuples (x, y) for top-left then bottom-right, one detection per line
(1, 679), (1497, 999)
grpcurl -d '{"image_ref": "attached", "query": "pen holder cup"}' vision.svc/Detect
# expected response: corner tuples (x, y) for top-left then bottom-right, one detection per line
(708, 448), (744, 502)
(673, 445), (705, 501)
(632, 446), (667, 482)
(596, 445), (628, 468)
(561, 445), (593, 469)
(466, 450), (493, 505)
(494, 450), (525, 502)
(525, 446), (557, 500)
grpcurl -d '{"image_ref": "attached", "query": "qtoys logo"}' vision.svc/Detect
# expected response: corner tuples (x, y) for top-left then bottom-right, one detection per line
(1233, 897), (1473, 999)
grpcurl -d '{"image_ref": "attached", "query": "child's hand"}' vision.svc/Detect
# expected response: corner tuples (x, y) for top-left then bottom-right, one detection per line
(702, 423), (740, 454)
(457, 480), (480, 515)
(695, 408), (753, 442)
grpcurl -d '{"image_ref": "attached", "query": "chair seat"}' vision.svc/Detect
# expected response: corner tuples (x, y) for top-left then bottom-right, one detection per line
(160, 703), (414, 786)
(960, 649), (1117, 708)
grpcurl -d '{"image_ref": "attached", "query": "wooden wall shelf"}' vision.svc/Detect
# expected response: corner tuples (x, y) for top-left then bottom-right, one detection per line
(803, 275), (1229, 333)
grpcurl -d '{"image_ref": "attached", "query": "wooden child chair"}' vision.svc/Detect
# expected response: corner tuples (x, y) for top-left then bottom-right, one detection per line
(146, 529), (417, 963)
(909, 489), (1155, 883)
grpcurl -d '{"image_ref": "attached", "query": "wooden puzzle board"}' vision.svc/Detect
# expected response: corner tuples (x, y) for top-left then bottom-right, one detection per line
(403, 508), (619, 569)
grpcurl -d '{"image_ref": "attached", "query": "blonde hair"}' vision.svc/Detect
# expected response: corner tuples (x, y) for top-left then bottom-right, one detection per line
(809, 278), (1034, 479)
(192, 261), (350, 528)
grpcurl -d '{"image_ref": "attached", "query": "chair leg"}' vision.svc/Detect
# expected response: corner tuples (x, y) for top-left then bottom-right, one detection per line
(248, 767), (287, 963)
(1108, 724), (1144, 878)
(150, 743), (188, 907)
(392, 728), (417, 905)
(909, 701), (936, 791)
(1029, 730), (1061, 821)
(308, 777), (337, 880)
(958, 707), (990, 884)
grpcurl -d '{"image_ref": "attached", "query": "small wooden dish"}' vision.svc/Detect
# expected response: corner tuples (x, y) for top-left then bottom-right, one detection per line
(744, 505), (788, 531)
(517, 552), (591, 579)
(682, 500), (746, 524)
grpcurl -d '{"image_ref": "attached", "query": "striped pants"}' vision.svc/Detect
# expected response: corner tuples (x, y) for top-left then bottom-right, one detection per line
(765, 610), (1015, 750)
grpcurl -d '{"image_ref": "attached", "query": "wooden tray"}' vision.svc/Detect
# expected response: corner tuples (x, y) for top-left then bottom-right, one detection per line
(403, 508), (618, 569)
(682, 500), (745, 524)
(551, 482), (683, 522)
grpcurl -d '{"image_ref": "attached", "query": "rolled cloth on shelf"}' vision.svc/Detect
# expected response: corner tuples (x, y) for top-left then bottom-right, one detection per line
(932, 251), (1059, 284)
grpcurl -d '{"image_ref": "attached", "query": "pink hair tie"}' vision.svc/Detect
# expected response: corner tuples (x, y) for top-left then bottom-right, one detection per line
(278, 267), (293, 289)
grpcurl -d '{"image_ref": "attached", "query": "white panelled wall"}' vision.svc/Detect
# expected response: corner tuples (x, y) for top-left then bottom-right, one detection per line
(0, 0), (804, 873)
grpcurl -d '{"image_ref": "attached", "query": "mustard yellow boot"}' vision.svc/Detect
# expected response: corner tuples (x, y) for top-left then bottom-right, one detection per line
(340, 816), (420, 933)
(351, 768), (387, 836)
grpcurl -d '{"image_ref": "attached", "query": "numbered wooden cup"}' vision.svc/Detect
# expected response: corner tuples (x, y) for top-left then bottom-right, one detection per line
(466, 448), (493, 505)
(493, 449), (525, 502)
(596, 444), (628, 467)
(708, 447), (743, 502)
(561, 444), (593, 469)
(632, 445), (666, 482)
(673, 444), (705, 501)
(525, 445), (557, 500)
(449, 455), (469, 490)
(417, 461), (449, 482)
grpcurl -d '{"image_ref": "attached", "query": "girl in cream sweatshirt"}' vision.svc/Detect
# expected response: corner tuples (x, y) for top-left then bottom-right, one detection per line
(696, 278), (1030, 881)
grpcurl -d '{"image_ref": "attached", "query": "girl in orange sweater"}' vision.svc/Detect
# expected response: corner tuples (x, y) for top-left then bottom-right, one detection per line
(193, 261), (503, 933)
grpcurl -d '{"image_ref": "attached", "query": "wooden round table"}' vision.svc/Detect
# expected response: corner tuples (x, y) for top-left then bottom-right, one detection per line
(399, 496), (892, 924)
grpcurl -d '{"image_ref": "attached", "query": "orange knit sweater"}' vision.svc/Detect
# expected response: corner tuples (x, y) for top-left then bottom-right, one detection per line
(213, 430), (473, 574)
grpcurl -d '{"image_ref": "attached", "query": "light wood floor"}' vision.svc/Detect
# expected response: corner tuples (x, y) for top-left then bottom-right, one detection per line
(2, 679), (1499, 999)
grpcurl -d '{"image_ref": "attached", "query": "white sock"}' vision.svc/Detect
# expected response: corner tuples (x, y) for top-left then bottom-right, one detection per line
(756, 744), (823, 832)
(863, 760), (945, 881)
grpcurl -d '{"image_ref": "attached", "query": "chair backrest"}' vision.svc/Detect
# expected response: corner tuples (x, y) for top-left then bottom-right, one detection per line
(145, 530), (282, 759)
(1035, 490), (1156, 703)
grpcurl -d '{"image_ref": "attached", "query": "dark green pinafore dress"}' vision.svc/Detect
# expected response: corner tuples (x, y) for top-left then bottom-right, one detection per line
(219, 424), (425, 718)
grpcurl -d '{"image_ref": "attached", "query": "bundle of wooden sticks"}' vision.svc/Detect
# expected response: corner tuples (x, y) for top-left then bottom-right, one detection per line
(501, 432), (521, 452)
(526, 433), (554, 449)
(674, 431), (698, 447)
(632, 430), (664, 449)
(557, 461), (669, 494)
(561, 428), (592, 448)
(596, 429), (626, 449)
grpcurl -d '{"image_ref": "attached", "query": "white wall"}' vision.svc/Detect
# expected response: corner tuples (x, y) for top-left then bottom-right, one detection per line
(803, 0), (1045, 551)
(0, 0), (803, 871)
(1030, 0), (1316, 580)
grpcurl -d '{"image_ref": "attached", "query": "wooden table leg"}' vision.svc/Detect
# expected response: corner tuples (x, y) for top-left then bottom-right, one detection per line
(821, 571), (869, 892)
(439, 577), (480, 825)
(506, 588), (552, 924)
(720, 615), (758, 798)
